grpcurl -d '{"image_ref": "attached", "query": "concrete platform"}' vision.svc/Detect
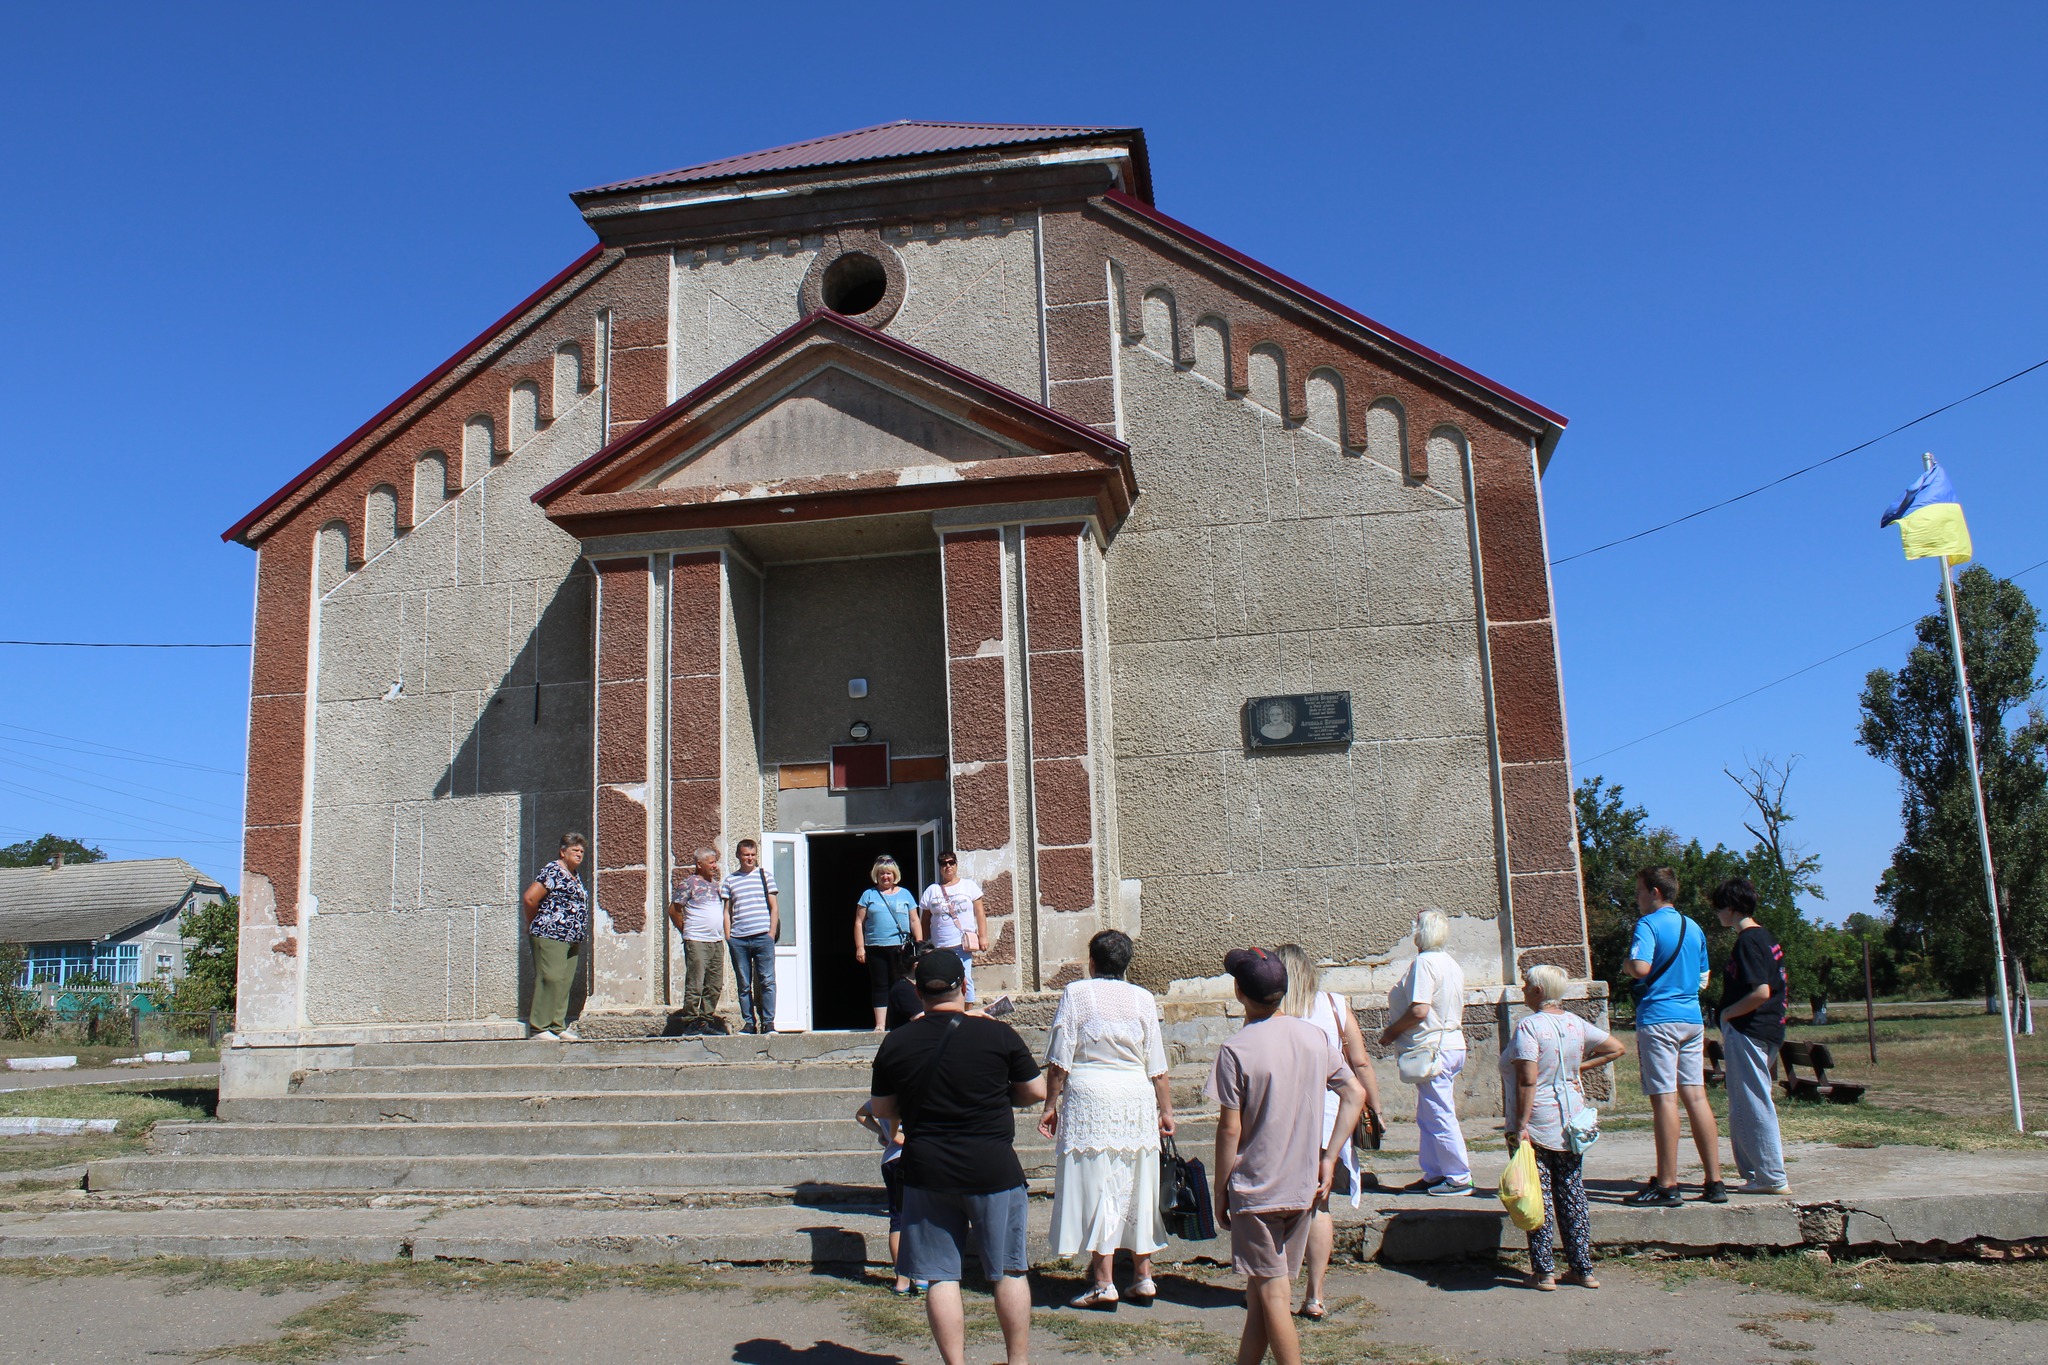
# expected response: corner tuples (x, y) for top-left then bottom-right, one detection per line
(22, 1129), (2047, 1266)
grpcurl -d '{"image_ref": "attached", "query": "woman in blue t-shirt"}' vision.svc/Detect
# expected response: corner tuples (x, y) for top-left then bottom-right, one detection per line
(854, 856), (921, 1031)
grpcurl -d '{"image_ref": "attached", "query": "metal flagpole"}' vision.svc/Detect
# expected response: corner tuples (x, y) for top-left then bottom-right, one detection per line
(1924, 452), (2026, 1133)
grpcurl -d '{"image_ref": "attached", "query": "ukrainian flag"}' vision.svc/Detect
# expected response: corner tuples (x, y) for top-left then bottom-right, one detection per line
(1879, 463), (1973, 565)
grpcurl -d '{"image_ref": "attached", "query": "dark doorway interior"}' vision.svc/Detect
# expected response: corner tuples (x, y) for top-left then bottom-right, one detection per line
(806, 828), (923, 1031)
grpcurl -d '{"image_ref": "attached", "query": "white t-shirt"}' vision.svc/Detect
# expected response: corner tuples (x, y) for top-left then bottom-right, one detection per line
(672, 873), (725, 944)
(918, 879), (982, 949)
(1388, 950), (1466, 1050)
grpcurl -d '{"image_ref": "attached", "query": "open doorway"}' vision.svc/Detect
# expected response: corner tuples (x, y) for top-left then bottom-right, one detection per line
(805, 828), (923, 1031)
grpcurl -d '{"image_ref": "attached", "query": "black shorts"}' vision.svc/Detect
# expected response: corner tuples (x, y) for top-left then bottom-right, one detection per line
(882, 1157), (906, 1232)
(866, 944), (910, 1006)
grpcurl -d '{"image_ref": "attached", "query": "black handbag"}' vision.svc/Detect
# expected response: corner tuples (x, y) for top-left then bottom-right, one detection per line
(1159, 1135), (1217, 1241)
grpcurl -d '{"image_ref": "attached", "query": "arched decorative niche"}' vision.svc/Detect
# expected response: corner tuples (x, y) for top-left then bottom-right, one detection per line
(364, 485), (399, 560)
(462, 415), (496, 485)
(1192, 315), (1229, 387)
(553, 343), (584, 418)
(1425, 423), (1467, 488)
(509, 382), (542, 449)
(1141, 288), (1178, 360)
(1304, 369), (1345, 446)
(316, 521), (352, 595)
(414, 451), (449, 522)
(1367, 399), (1410, 479)
(1247, 343), (1286, 415)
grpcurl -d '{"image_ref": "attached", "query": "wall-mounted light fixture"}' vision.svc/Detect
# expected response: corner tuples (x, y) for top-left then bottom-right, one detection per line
(848, 720), (872, 741)
(848, 678), (868, 699)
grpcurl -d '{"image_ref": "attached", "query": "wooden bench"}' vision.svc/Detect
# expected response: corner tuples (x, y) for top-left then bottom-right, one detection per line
(1703, 1037), (1726, 1086)
(1778, 1041), (1867, 1104)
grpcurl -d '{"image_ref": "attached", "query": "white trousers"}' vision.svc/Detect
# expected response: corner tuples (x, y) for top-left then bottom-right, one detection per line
(1414, 1046), (1471, 1183)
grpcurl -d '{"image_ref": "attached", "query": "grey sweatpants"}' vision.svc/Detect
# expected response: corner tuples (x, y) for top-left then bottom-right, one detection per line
(1721, 1023), (1787, 1187)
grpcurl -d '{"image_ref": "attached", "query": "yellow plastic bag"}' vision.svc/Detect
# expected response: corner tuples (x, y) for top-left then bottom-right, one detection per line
(1498, 1140), (1546, 1233)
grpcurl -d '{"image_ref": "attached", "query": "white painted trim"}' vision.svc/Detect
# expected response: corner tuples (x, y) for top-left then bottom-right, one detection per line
(1032, 208), (1051, 406)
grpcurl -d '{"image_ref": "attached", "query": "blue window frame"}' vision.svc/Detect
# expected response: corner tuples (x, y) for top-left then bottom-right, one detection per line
(15, 942), (139, 987)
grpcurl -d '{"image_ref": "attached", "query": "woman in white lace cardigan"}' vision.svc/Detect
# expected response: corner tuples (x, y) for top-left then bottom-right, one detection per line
(1037, 929), (1174, 1309)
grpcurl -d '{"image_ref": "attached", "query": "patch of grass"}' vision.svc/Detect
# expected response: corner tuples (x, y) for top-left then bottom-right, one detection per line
(0, 1254), (729, 1300)
(0, 1081), (216, 1130)
(1663, 1252), (2048, 1321)
(0, 1134), (133, 1175)
(193, 1289), (413, 1363)
(1563, 1350), (1673, 1365)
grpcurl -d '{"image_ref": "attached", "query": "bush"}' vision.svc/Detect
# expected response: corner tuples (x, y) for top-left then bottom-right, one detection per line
(0, 942), (53, 1040)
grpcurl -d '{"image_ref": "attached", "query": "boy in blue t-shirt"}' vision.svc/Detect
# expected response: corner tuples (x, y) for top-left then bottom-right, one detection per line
(1623, 866), (1725, 1206)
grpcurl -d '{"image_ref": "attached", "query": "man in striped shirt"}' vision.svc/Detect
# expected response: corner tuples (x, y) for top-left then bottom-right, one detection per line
(724, 839), (781, 1033)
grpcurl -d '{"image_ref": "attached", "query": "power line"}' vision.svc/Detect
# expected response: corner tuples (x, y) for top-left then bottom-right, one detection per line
(1580, 552), (2048, 764)
(0, 639), (248, 648)
(0, 750), (243, 817)
(0, 723), (243, 777)
(1550, 355), (2048, 567)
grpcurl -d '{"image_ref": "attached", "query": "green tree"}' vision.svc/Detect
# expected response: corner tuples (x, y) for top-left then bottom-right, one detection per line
(0, 834), (105, 868)
(151, 895), (239, 1015)
(1575, 777), (1747, 1001)
(1858, 566), (2048, 998)
(0, 942), (53, 1040)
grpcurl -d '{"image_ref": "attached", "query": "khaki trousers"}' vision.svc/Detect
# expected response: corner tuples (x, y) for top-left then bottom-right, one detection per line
(529, 936), (581, 1033)
(683, 937), (725, 1020)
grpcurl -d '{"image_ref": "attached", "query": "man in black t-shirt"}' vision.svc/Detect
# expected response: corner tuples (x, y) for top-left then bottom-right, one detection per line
(869, 949), (1044, 1365)
(1712, 877), (1790, 1195)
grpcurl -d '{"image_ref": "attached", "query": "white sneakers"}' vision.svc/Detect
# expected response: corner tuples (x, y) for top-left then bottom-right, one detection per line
(1737, 1178), (1792, 1195)
(529, 1029), (559, 1041)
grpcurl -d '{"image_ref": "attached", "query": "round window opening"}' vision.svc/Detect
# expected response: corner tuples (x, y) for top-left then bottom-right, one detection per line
(821, 252), (888, 317)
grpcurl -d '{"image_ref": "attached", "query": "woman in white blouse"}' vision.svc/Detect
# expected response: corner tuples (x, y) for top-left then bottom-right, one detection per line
(1037, 929), (1174, 1309)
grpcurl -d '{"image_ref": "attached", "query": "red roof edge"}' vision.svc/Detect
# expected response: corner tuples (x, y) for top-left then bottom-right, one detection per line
(223, 245), (609, 546)
(1101, 191), (1567, 432)
(532, 309), (1128, 507)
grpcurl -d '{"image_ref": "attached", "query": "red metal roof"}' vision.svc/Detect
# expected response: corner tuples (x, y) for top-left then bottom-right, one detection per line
(575, 121), (1145, 198)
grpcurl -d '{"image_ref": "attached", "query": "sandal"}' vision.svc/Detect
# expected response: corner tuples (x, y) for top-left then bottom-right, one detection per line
(1531, 1273), (1557, 1292)
(1068, 1284), (1119, 1309)
(1124, 1278), (1157, 1301)
(1298, 1298), (1327, 1320)
(1561, 1269), (1601, 1290)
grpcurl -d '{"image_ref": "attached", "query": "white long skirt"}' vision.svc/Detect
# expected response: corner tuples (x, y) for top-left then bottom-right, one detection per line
(1048, 1064), (1167, 1257)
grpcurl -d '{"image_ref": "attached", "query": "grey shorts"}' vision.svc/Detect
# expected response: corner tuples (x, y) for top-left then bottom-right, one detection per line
(1638, 1020), (1706, 1095)
(897, 1183), (1030, 1283)
(1230, 1207), (1314, 1280)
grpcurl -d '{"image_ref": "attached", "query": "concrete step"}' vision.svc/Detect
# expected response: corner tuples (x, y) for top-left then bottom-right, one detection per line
(149, 1115), (1221, 1159)
(221, 1088), (874, 1126)
(292, 1062), (873, 1095)
(86, 1149), (1022, 1193)
(351, 1028), (1050, 1068)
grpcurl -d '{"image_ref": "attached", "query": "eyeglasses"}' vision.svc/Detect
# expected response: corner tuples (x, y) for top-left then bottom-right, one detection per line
(938, 859), (957, 867)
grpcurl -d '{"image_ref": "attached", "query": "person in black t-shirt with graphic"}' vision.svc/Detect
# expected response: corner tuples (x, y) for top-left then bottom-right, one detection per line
(869, 949), (1045, 1365)
(1712, 877), (1790, 1195)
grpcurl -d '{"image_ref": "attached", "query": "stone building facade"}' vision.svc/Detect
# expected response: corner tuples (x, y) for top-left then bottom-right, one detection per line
(223, 122), (1589, 1095)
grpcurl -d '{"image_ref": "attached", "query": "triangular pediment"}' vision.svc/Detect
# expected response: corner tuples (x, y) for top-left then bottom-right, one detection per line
(533, 311), (1134, 538)
(645, 365), (1014, 491)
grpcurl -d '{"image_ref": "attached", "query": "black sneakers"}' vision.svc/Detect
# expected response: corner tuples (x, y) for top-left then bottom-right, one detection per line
(1694, 1179), (1729, 1204)
(1622, 1181), (1682, 1208)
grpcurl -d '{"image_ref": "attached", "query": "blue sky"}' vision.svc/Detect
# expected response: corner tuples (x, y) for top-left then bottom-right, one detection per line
(2, 3), (2044, 921)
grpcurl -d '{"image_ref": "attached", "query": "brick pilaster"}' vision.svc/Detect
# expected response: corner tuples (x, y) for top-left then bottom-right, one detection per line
(941, 529), (1020, 989)
(1022, 523), (1101, 988)
(591, 556), (654, 1005)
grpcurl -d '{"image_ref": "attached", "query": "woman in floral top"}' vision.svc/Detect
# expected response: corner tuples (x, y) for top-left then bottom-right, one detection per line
(520, 833), (588, 1040)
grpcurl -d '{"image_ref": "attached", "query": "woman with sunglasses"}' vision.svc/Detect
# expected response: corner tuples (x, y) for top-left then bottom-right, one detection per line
(917, 850), (987, 1002)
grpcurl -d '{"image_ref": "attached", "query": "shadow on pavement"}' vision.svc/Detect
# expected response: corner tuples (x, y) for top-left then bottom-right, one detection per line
(732, 1340), (904, 1364)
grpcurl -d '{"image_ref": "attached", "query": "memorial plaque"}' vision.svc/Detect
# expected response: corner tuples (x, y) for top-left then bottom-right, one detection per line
(1242, 691), (1353, 750)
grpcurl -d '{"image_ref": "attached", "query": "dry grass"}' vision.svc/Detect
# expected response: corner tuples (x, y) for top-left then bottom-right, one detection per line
(192, 1290), (413, 1363)
(1662, 1251), (2048, 1321)
(1606, 1009), (2048, 1151)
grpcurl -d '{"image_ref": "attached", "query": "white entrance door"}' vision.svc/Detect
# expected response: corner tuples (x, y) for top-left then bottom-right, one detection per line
(766, 833), (809, 1032)
(916, 821), (943, 899)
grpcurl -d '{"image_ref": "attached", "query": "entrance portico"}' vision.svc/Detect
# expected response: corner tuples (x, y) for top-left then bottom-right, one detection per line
(536, 311), (1137, 1023)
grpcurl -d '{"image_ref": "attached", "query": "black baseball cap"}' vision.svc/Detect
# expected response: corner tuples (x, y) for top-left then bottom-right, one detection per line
(913, 949), (967, 993)
(1224, 946), (1288, 1004)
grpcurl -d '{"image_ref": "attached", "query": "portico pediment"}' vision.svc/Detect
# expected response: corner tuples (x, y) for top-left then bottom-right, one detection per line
(535, 311), (1135, 538)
